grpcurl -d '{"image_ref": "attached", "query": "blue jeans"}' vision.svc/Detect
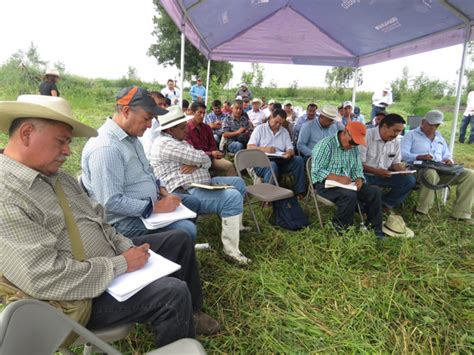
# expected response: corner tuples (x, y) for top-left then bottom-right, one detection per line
(187, 177), (245, 217)
(87, 230), (201, 348)
(371, 105), (385, 119)
(227, 141), (245, 153)
(365, 173), (416, 208)
(254, 156), (306, 195)
(459, 114), (474, 144)
(113, 194), (199, 240)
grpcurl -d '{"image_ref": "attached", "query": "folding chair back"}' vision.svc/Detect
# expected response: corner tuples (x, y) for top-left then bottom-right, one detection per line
(234, 149), (280, 186)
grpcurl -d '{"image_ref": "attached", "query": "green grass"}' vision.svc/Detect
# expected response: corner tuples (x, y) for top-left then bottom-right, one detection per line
(0, 79), (473, 354)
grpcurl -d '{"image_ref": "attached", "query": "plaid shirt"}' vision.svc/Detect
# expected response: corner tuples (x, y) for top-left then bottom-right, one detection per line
(0, 154), (131, 300)
(222, 115), (253, 142)
(205, 111), (228, 134)
(311, 134), (364, 184)
(150, 133), (212, 192)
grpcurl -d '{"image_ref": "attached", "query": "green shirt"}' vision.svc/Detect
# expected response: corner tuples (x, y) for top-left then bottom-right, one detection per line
(311, 134), (365, 184)
(0, 154), (132, 301)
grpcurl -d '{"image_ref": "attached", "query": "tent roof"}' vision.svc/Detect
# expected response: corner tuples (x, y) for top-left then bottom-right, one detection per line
(160, 0), (474, 67)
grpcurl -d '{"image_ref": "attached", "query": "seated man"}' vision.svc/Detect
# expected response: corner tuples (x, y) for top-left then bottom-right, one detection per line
(312, 122), (384, 238)
(0, 95), (219, 348)
(247, 98), (265, 127)
(235, 83), (253, 100)
(81, 87), (199, 240)
(293, 103), (318, 143)
(247, 109), (306, 198)
(401, 110), (474, 223)
(187, 102), (236, 176)
(205, 99), (228, 144)
(360, 113), (416, 209)
(297, 105), (341, 160)
(262, 99), (274, 120)
(222, 99), (253, 153)
(341, 101), (364, 126)
(365, 110), (386, 129)
(150, 107), (251, 265)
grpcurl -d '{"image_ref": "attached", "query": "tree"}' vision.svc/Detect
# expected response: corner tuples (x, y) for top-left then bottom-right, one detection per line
(325, 67), (363, 88)
(127, 66), (139, 81)
(148, 1), (232, 86)
(390, 66), (410, 101)
(240, 63), (264, 88)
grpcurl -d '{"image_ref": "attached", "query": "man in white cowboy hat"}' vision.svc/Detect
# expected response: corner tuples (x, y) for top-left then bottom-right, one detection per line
(247, 97), (265, 127)
(297, 105), (342, 160)
(39, 68), (61, 97)
(262, 99), (275, 120)
(371, 85), (393, 119)
(0, 94), (219, 347)
(81, 87), (200, 240)
(150, 106), (252, 266)
(401, 110), (474, 223)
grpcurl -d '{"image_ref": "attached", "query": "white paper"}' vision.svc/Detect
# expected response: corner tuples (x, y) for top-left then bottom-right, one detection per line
(107, 250), (181, 302)
(389, 170), (417, 175)
(189, 182), (233, 190)
(324, 179), (358, 191)
(140, 203), (196, 230)
(265, 151), (285, 158)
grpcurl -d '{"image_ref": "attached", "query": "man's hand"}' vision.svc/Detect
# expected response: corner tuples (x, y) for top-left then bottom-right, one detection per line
(282, 150), (294, 159)
(376, 168), (391, 178)
(443, 159), (454, 166)
(264, 146), (276, 153)
(354, 178), (363, 191)
(181, 164), (198, 174)
(153, 195), (180, 213)
(416, 154), (433, 161)
(237, 127), (246, 134)
(122, 244), (150, 272)
(211, 150), (224, 159)
(332, 176), (352, 185)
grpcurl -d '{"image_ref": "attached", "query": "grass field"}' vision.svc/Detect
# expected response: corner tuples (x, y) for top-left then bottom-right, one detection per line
(0, 85), (473, 354)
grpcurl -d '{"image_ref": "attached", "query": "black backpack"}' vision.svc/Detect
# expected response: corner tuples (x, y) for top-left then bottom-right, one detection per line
(271, 196), (309, 231)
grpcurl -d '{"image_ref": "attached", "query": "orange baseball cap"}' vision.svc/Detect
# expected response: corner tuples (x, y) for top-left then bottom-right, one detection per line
(346, 121), (367, 146)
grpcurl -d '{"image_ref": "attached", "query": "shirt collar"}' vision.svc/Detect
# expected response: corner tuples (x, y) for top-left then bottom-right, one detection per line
(104, 117), (130, 141)
(187, 119), (200, 130)
(374, 127), (384, 141)
(0, 153), (54, 190)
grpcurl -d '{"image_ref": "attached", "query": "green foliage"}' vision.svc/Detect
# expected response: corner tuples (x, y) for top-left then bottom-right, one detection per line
(148, 1), (233, 86)
(325, 67), (363, 88)
(241, 63), (265, 88)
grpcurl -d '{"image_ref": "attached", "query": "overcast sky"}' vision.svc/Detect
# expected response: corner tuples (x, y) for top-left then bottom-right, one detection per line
(1, 0), (468, 92)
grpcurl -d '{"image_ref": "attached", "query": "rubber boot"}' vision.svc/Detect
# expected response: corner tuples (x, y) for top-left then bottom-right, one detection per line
(221, 214), (251, 265)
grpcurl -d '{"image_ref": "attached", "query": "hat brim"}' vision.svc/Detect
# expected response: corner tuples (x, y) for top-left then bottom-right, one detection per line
(320, 113), (342, 122)
(0, 101), (97, 137)
(159, 115), (190, 131)
(382, 224), (414, 238)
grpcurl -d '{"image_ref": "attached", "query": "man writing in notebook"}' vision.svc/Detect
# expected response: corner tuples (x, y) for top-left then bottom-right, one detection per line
(0, 95), (219, 348)
(311, 122), (384, 238)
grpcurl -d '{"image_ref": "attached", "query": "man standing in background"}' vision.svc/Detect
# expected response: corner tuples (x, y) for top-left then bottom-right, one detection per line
(371, 86), (393, 118)
(459, 90), (474, 144)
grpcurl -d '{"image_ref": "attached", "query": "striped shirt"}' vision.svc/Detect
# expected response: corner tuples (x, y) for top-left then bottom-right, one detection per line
(0, 154), (131, 300)
(81, 118), (159, 225)
(311, 134), (365, 184)
(150, 133), (212, 192)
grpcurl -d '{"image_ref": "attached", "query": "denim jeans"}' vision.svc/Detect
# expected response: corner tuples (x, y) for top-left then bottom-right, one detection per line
(459, 114), (474, 144)
(87, 230), (202, 348)
(187, 176), (245, 218)
(371, 105), (385, 119)
(254, 156), (306, 195)
(113, 194), (199, 240)
(227, 141), (245, 153)
(365, 173), (416, 208)
(315, 182), (383, 232)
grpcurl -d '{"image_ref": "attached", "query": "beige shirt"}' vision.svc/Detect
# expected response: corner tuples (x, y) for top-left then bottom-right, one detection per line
(0, 154), (131, 301)
(359, 127), (401, 170)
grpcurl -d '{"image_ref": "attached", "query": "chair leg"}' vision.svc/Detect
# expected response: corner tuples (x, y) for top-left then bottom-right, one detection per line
(312, 190), (323, 228)
(435, 190), (441, 213)
(245, 194), (261, 233)
(357, 202), (365, 223)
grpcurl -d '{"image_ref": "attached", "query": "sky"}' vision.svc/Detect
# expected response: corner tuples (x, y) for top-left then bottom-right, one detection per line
(1, 0), (469, 92)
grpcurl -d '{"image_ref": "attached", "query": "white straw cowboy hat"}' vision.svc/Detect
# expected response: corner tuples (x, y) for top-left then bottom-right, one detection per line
(0, 95), (97, 137)
(382, 215), (414, 238)
(45, 68), (60, 77)
(157, 105), (189, 130)
(319, 105), (342, 122)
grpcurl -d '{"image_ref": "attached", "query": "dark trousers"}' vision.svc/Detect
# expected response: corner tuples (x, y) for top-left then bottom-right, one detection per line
(459, 114), (474, 144)
(315, 182), (383, 232)
(87, 230), (202, 347)
(365, 173), (416, 208)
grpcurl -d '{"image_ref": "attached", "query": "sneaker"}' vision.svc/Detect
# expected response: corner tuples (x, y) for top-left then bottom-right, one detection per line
(193, 311), (220, 336)
(223, 251), (252, 266)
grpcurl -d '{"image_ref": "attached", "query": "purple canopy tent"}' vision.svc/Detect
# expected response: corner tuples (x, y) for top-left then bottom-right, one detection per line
(161, 0), (474, 153)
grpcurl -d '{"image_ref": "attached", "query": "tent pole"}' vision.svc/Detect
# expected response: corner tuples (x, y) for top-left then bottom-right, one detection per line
(179, 31), (185, 108)
(449, 25), (471, 154)
(444, 25), (471, 203)
(351, 67), (359, 108)
(205, 59), (211, 106)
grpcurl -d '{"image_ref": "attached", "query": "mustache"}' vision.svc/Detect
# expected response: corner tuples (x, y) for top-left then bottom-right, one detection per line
(55, 155), (67, 163)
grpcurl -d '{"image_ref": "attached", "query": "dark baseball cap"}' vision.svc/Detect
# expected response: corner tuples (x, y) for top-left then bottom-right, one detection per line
(116, 87), (168, 116)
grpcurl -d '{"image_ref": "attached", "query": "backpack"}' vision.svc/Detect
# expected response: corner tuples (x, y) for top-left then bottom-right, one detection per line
(271, 196), (309, 231)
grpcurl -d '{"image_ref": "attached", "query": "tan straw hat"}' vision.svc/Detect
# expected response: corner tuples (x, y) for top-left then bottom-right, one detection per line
(319, 105), (342, 122)
(382, 215), (414, 238)
(157, 105), (189, 130)
(0, 95), (97, 137)
(45, 68), (60, 77)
